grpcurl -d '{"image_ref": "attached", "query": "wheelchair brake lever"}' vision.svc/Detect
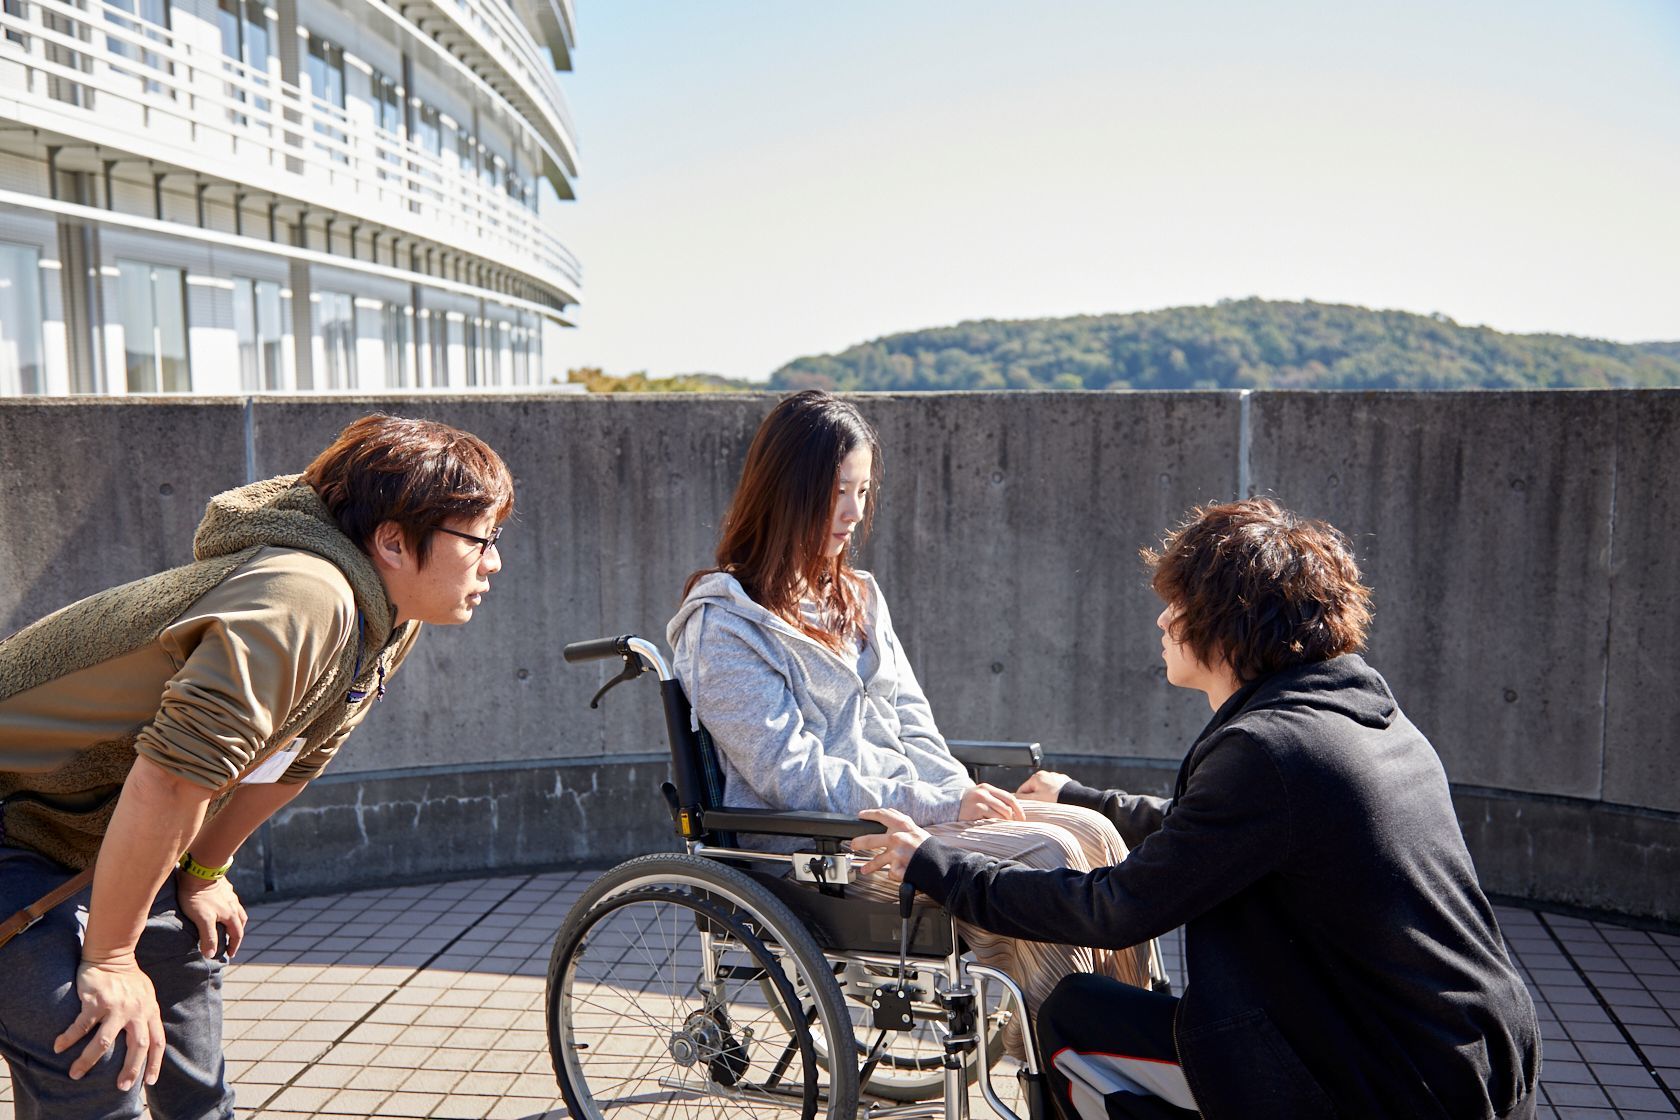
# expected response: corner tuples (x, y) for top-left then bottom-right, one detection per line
(588, 656), (645, 709)
(897, 881), (916, 974)
(867, 880), (920, 1033)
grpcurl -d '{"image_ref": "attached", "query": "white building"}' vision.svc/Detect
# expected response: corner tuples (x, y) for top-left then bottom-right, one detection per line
(0, 0), (577, 394)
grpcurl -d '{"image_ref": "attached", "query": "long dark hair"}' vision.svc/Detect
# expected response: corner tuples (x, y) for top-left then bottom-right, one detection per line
(685, 391), (881, 651)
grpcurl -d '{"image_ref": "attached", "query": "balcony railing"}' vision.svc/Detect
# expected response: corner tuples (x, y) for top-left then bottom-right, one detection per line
(421, 0), (575, 153)
(0, 0), (580, 300)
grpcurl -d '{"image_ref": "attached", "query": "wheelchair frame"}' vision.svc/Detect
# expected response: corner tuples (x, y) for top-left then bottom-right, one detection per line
(545, 634), (1051, 1120)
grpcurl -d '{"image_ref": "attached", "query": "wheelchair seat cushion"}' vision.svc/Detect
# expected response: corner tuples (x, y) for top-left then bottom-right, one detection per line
(747, 866), (957, 958)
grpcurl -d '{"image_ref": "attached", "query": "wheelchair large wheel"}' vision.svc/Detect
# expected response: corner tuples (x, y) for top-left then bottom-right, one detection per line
(547, 853), (859, 1120)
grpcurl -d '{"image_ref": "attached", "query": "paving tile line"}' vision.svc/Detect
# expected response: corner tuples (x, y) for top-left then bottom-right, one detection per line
(252, 874), (546, 1112)
(1535, 909), (1680, 1114)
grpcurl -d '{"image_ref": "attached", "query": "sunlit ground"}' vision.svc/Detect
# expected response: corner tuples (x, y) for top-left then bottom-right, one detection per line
(0, 872), (1675, 1118)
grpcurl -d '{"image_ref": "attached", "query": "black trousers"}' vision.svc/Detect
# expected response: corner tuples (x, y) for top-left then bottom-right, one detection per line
(1035, 973), (1200, 1120)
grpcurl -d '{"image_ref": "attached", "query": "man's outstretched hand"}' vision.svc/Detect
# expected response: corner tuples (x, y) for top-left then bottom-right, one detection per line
(54, 955), (165, 1091)
(854, 808), (933, 883)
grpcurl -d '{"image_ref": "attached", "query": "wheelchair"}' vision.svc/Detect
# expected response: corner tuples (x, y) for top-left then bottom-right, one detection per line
(545, 635), (1054, 1120)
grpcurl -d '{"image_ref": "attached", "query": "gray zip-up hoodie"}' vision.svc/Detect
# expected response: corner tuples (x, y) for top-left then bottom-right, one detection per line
(667, 571), (972, 828)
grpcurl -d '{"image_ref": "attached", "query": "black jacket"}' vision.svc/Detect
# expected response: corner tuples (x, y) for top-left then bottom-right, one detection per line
(907, 654), (1540, 1119)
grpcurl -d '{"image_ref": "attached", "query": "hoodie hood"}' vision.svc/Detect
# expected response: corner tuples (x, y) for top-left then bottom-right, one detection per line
(667, 570), (821, 652)
(665, 567), (971, 837)
(195, 474), (397, 654)
(1248, 654), (1397, 729)
(1200, 653), (1397, 749)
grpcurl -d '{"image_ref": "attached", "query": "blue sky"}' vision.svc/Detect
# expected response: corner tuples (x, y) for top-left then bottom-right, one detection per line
(545, 1), (1680, 380)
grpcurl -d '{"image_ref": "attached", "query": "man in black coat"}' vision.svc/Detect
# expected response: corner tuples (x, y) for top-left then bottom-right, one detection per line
(855, 498), (1541, 1120)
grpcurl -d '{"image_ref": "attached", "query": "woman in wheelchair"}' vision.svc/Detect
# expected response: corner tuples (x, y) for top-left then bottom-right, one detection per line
(667, 389), (1163, 1055)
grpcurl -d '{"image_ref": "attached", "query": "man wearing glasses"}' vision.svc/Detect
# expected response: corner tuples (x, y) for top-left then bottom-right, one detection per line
(0, 413), (513, 1118)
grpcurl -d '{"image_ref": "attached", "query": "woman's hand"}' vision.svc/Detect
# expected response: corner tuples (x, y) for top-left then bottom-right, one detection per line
(54, 955), (166, 1090)
(958, 783), (1025, 821)
(175, 872), (247, 959)
(1017, 770), (1073, 803)
(854, 808), (931, 882)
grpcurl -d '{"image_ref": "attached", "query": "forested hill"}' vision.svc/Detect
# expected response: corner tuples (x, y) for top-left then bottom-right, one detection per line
(769, 300), (1680, 392)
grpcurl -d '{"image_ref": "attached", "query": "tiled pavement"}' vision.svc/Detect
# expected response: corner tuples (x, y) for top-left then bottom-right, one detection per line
(1, 870), (1677, 1118)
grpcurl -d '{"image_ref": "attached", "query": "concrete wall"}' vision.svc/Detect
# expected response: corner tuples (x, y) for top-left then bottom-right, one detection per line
(2, 391), (1677, 919)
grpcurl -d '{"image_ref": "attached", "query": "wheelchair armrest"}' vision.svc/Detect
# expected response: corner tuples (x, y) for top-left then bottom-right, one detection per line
(948, 739), (1043, 770)
(703, 807), (885, 841)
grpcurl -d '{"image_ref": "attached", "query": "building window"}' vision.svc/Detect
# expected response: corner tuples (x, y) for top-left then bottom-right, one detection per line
(524, 315), (540, 384)
(510, 319), (529, 386)
(0, 242), (45, 395)
(368, 69), (404, 194)
(117, 260), (190, 393)
(5, 0), (30, 49)
(106, 0), (173, 97)
(418, 308), (447, 387)
(490, 319), (510, 386)
(412, 102), (443, 208)
(369, 69), (403, 182)
(455, 128), (476, 178)
(371, 69), (402, 135)
(217, 0), (271, 124)
(382, 303), (410, 387)
(503, 163), (527, 209)
(316, 290), (355, 388)
(414, 309), (431, 386)
(414, 103), (441, 157)
(304, 34), (347, 163)
(445, 311), (464, 385)
(461, 315), (478, 386)
(233, 277), (285, 390)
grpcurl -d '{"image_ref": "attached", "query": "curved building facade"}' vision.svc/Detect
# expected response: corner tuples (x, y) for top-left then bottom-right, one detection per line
(0, 0), (577, 394)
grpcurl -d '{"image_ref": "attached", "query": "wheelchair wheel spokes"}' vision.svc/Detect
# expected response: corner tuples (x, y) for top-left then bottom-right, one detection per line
(549, 854), (861, 1120)
(559, 891), (809, 1119)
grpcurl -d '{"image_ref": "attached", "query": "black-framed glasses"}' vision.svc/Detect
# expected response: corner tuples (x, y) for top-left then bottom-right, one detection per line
(435, 524), (502, 557)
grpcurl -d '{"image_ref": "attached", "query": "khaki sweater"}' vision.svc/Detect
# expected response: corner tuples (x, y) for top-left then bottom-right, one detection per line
(0, 476), (417, 869)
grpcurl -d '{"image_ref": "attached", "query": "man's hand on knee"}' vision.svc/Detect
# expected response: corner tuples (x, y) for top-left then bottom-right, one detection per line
(54, 956), (166, 1091)
(855, 808), (933, 881)
(177, 874), (248, 959)
(1017, 770), (1072, 803)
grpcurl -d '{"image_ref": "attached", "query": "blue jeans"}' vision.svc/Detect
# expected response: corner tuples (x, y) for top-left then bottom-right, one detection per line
(0, 846), (234, 1120)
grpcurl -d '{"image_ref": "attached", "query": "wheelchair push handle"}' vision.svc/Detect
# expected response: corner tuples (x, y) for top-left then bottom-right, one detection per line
(564, 635), (675, 708)
(563, 636), (634, 663)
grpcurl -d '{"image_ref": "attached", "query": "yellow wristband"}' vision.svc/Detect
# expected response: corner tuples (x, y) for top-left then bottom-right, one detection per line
(177, 852), (232, 881)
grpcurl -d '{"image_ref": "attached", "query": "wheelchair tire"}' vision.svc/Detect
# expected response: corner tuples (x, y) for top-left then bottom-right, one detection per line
(546, 853), (859, 1120)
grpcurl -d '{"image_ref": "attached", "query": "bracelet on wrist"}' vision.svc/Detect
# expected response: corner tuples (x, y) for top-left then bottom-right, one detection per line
(177, 851), (232, 881)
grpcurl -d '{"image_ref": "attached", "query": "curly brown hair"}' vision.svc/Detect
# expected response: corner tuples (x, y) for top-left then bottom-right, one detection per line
(1142, 498), (1372, 683)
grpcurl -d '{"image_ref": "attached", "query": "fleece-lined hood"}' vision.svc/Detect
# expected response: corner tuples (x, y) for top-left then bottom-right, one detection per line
(195, 474), (397, 654)
(2, 476), (396, 705)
